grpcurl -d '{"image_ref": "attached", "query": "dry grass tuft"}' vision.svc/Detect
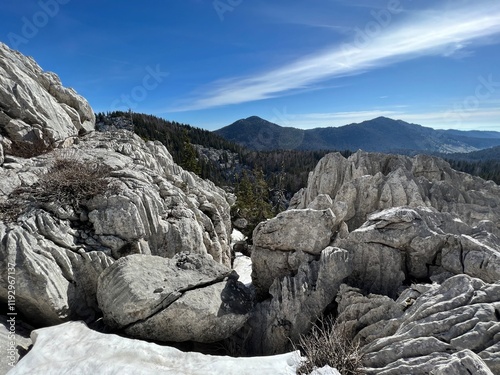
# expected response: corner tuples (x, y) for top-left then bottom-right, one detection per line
(0, 198), (26, 223)
(32, 157), (112, 207)
(0, 157), (113, 222)
(296, 316), (364, 375)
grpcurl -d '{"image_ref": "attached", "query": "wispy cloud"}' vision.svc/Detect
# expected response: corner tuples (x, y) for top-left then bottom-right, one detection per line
(172, 3), (500, 111)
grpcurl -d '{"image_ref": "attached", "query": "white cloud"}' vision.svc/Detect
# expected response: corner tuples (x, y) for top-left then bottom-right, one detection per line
(172, 3), (500, 111)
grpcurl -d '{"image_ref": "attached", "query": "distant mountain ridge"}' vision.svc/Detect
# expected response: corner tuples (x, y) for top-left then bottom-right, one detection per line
(215, 116), (500, 153)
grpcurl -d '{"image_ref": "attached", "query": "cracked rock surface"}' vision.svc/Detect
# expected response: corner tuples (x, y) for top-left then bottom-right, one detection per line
(98, 253), (253, 342)
(243, 247), (352, 355)
(337, 275), (500, 374)
(334, 206), (500, 297)
(251, 208), (341, 299)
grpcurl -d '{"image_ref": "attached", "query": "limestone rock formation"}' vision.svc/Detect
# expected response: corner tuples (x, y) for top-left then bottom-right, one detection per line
(3, 45), (500, 375)
(290, 151), (500, 232)
(334, 206), (500, 297)
(0, 131), (234, 326)
(0, 46), (235, 335)
(337, 275), (500, 374)
(0, 42), (95, 148)
(0, 219), (114, 326)
(251, 208), (340, 298)
(335, 284), (406, 346)
(244, 247), (352, 355)
(98, 253), (252, 343)
(253, 209), (338, 254)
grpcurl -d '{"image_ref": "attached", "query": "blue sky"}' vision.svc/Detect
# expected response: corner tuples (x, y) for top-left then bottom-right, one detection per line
(1, 0), (500, 131)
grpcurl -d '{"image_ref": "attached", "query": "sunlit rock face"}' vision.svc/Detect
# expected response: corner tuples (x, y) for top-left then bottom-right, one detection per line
(0, 42), (95, 147)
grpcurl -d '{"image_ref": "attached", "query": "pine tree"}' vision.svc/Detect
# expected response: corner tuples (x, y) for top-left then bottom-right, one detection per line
(180, 130), (201, 175)
(235, 171), (255, 214)
(234, 168), (273, 238)
(252, 167), (272, 222)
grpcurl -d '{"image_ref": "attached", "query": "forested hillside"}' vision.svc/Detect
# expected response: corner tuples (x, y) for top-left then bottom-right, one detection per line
(216, 116), (500, 153)
(444, 146), (500, 184)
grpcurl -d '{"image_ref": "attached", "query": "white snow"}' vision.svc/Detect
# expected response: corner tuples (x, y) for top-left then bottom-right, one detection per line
(7, 321), (334, 375)
(231, 229), (253, 286)
(233, 252), (253, 286)
(231, 229), (246, 244)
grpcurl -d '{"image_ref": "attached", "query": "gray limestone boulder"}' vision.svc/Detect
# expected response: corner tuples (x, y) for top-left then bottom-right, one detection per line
(0, 220), (113, 326)
(335, 284), (405, 346)
(363, 350), (495, 375)
(251, 208), (339, 298)
(253, 209), (337, 254)
(0, 131), (234, 327)
(0, 43), (94, 148)
(97, 253), (253, 343)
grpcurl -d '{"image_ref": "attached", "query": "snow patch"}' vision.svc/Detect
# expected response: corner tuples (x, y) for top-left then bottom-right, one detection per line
(233, 252), (253, 286)
(231, 229), (246, 244)
(9, 321), (318, 375)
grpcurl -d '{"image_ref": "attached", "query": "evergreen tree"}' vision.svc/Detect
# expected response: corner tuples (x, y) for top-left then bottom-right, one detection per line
(180, 130), (201, 175)
(234, 168), (273, 238)
(235, 170), (255, 214)
(252, 167), (273, 222)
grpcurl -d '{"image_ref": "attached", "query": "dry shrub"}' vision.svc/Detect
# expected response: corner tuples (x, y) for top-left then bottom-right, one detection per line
(296, 317), (363, 375)
(0, 157), (113, 222)
(0, 198), (26, 223)
(32, 158), (113, 208)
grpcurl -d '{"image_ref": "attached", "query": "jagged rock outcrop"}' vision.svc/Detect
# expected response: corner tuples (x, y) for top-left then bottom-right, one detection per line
(0, 219), (114, 326)
(290, 151), (500, 232)
(0, 42), (94, 147)
(251, 208), (340, 298)
(335, 283), (406, 346)
(333, 206), (500, 297)
(8, 321), (320, 375)
(243, 247), (352, 355)
(337, 275), (500, 374)
(97, 253), (252, 343)
(0, 130), (234, 326)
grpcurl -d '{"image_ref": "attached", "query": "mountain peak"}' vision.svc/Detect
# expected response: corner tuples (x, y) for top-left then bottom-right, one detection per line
(215, 116), (500, 153)
(245, 115), (268, 122)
